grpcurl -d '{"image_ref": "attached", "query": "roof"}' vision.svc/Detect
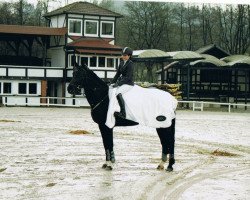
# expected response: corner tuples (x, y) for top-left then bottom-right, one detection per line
(132, 49), (172, 62)
(222, 55), (250, 67)
(196, 44), (230, 59)
(167, 51), (204, 61)
(75, 49), (121, 55)
(66, 37), (122, 55)
(190, 54), (227, 67)
(0, 24), (67, 36)
(67, 37), (122, 51)
(44, 2), (122, 18)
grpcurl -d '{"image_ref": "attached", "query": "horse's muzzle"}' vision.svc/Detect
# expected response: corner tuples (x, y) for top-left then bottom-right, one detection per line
(67, 84), (81, 95)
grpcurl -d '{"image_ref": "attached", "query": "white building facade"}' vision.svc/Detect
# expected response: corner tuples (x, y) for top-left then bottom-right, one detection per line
(0, 2), (123, 106)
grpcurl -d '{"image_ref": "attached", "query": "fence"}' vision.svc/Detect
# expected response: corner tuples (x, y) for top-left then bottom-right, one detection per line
(0, 96), (89, 107)
(178, 100), (250, 113)
(1, 96), (249, 113)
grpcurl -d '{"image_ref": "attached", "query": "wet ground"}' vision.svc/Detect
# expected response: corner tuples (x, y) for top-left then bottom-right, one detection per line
(0, 107), (249, 200)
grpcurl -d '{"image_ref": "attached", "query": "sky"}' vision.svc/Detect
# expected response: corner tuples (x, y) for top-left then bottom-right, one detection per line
(0, 0), (249, 11)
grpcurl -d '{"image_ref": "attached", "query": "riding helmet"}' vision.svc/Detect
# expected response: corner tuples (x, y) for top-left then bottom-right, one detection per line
(122, 47), (133, 56)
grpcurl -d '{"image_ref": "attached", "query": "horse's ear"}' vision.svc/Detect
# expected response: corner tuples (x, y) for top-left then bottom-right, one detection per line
(81, 63), (89, 70)
(72, 60), (80, 68)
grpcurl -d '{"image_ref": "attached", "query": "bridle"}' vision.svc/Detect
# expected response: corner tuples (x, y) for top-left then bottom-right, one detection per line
(92, 94), (108, 111)
(72, 66), (108, 111)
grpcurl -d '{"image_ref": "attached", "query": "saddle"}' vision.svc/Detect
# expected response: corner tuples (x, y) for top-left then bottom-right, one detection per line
(106, 85), (178, 128)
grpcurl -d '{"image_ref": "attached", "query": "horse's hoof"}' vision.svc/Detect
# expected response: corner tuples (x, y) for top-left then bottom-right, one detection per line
(102, 164), (107, 169)
(166, 166), (173, 172)
(157, 165), (164, 170)
(169, 158), (175, 165)
(105, 166), (113, 171)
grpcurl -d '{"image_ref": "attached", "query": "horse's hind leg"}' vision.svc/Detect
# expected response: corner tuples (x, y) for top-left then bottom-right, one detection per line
(156, 118), (176, 171)
(166, 118), (176, 172)
(99, 124), (115, 170)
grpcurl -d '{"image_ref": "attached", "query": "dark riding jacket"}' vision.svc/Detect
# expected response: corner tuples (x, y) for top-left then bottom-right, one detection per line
(111, 59), (134, 86)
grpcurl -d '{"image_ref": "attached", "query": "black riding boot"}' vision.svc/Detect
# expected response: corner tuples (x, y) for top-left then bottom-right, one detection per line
(115, 93), (126, 118)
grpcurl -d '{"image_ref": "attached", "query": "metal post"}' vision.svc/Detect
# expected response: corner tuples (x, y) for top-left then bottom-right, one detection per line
(187, 64), (190, 101)
(161, 62), (164, 84)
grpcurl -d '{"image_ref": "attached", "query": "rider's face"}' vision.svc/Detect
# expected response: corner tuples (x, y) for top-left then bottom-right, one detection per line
(121, 54), (130, 61)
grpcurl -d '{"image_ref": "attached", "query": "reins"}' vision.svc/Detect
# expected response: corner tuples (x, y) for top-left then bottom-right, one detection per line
(92, 94), (108, 111)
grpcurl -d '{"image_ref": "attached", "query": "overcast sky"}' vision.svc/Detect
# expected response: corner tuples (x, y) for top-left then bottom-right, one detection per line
(0, 0), (249, 12)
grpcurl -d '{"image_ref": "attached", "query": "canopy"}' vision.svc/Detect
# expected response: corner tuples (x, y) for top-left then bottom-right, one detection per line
(132, 49), (172, 62)
(221, 55), (250, 67)
(167, 51), (204, 61)
(190, 54), (227, 67)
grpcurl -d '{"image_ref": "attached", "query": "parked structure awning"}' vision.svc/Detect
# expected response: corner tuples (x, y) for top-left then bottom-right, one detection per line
(221, 55), (250, 67)
(190, 54), (227, 67)
(132, 49), (172, 62)
(167, 51), (204, 61)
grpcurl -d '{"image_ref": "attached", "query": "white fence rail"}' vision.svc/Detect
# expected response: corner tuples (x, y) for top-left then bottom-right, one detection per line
(1, 96), (89, 107)
(179, 100), (250, 113)
(1, 96), (249, 112)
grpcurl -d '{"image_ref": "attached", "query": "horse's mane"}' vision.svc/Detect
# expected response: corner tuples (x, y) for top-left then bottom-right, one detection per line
(87, 68), (108, 88)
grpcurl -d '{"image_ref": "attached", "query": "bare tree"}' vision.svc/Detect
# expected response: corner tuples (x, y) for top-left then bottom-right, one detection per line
(122, 1), (170, 50)
(218, 5), (250, 54)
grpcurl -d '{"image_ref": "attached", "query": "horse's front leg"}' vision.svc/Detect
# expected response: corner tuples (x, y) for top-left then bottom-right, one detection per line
(156, 118), (176, 172)
(99, 124), (115, 170)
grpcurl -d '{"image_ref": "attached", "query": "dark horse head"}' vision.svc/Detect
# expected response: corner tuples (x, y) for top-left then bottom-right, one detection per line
(67, 62), (109, 124)
(67, 62), (138, 127)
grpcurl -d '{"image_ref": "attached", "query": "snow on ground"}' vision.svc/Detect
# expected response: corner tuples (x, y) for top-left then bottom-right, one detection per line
(0, 107), (249, 200)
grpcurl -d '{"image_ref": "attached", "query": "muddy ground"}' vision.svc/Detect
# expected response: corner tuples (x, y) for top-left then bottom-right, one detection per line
(0, 107), (249, 200)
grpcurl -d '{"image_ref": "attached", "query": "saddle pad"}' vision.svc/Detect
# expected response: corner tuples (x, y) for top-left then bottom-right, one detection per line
(105, 85), (177, 128)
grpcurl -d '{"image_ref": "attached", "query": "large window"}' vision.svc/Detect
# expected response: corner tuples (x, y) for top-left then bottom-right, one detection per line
(107, 58), (114, 68)
(200, 70), (231, 83)
(18, 83), (27, 94)
(90, 56), (97, 67)
(81, 57), (88, 66)
(101, 21), (114, 37)
(69, 55), (118, 69)
(98, 57), (105, 67)
(29, 83), (37, 94)
(68, 19), (82, 35)
(3, 82), (11, 94)
(84, 20), (98, 36)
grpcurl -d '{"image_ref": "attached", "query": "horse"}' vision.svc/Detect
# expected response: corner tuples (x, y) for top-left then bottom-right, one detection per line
(67, 63), (176, 171)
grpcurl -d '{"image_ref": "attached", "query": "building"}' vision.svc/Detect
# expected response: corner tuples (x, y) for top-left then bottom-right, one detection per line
(0, 2), (122, 106)
(156, 45), (250, 104)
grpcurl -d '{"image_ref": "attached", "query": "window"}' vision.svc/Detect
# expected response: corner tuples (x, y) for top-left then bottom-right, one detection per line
(84, 20), (98, 36)
(3, 82), (11, 94)
(200, 70), (231, 83)
(29, 83), (37, 94)
(98, 57), (105, 67)
(115, 58), (120, 69)
(80, 57), (89, 66)
(90, 56), (97, 67)
(69, 55), (79, 67)
(68, 19), (82, 35)
(18, 83), (27, 94)
(0, 82), (1, 94)
(107, 58), (114, 68)
(101, 21), (114, 37)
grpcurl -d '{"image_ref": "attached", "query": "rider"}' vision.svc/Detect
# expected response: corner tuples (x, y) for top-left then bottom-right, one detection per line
(110, 47), (134, 118)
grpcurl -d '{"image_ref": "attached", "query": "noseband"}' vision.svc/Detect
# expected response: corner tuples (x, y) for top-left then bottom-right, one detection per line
(72, 66), (108, 110)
